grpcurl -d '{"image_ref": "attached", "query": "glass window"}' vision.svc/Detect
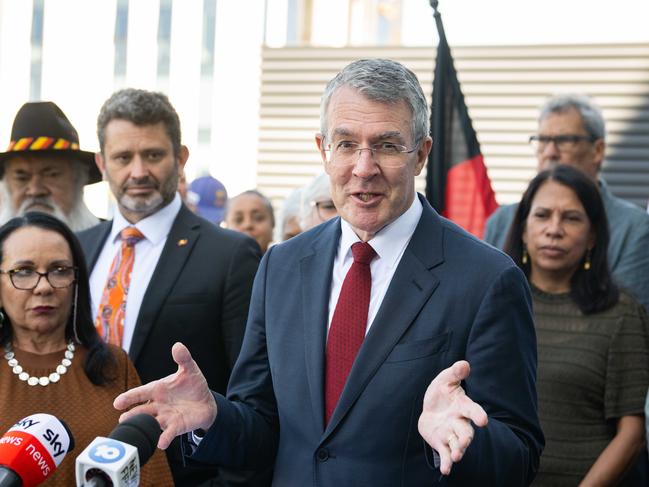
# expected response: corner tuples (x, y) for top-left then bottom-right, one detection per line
(157, 0), (173, 77)
(30, 0), (45, 100)
(114, 0), (129, 77)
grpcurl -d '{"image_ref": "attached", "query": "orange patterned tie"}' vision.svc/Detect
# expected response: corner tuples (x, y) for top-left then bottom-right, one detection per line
(94, 227), (145, 346)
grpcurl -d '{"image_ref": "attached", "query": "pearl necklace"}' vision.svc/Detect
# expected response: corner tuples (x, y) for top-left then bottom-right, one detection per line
(4, 341), (75, 387)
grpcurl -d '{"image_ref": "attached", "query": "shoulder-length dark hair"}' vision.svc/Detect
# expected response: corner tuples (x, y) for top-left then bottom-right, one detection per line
(0, 212), (116, 385)
(503, 165), (618, 314)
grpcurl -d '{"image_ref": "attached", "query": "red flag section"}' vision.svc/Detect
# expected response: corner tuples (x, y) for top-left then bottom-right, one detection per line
(426, 5), (498, 238)
(444, 154), (499, 237)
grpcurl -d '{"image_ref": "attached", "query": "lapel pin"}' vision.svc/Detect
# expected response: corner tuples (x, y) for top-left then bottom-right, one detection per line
(177, 238), (188, 247)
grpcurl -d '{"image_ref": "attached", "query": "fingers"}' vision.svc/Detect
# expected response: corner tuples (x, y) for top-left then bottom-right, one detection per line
(114, 382), (156, 410)
(430, 360), (471, 391)
(172, 342), (194, 368)
(157, 425), (180, 450)
(441, 424), (474, 474)
(448, 360), (471, 385)
(463, 400), (488, 428)
(451, 420), (474, 453)
(437, 438), (453, 476)
(419, 360), (488, 476)
(172, 342), (207, 381)
(447, 433), (463, 463)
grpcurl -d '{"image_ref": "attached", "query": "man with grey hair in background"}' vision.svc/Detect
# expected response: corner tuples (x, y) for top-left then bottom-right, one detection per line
(0, 101), (101, 231)
(484, 94), (649, 310)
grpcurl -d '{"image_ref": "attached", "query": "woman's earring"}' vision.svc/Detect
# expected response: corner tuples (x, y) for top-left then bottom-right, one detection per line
(584, 249), (592, 271)
(522, 245), (529, 265)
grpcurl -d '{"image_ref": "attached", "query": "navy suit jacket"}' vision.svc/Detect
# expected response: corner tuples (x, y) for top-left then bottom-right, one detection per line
(78, 205), (261, 485)
(194, 195), (544, 486)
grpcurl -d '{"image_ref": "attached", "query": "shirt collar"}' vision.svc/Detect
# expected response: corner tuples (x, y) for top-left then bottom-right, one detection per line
(110, 193), (182, 245)
(597, 177), (613, 201)
(338, 195), (423, 268)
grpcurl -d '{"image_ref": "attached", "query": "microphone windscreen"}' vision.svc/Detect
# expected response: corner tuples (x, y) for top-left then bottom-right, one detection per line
(0, 413), (74, 486)
(108, 414), (160, 466)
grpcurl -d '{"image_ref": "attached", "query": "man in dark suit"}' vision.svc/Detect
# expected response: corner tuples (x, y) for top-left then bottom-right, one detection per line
(115, 59), (544, 485)
(77, 88), (261, 485)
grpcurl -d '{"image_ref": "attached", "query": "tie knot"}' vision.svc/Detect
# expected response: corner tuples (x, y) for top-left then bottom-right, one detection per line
(121, 227), (144, 247)
(351, 242), (376, 265)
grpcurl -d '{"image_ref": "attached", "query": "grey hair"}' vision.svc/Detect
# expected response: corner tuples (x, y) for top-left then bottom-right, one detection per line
(320, 58), (429, 144)
(539, 94), (606, 141)
(97, 88), (182, 156)
(300, 172), (332, 230)
(275, 186), (303, 242)
(227, 189), (275, 228)
(0, 159), (99, 231)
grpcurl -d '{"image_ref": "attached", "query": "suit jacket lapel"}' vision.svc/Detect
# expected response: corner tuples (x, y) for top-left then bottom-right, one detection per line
(301, 221), (340, 433)
(324, 197), (445, 436)
(83, 221), (112, 270)
(128, 206), (201, 362)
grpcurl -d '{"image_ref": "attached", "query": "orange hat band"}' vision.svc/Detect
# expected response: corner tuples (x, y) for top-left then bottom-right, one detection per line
(7, 136), (80, 153)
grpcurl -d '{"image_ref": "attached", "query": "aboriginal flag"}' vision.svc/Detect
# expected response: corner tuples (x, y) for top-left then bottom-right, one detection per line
(426, 5), (498, 238)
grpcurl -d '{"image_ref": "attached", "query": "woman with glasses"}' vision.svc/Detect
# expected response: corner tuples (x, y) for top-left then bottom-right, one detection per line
(503, 166), (649, 486)
(300, 172), (338, 232)
(0, 212), (172, 486)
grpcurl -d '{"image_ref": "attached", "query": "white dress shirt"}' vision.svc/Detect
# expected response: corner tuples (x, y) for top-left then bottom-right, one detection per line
(327, 196), (423, 335)
(89, 194), (182, 352)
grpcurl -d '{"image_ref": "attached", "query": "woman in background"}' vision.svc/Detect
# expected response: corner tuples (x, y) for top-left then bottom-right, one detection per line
(225, 189), (275, 253)
(504, 165), (649, 486)
(275, 186), (303, 242)
(0, 212), (172, 486)
(299, 172), (338, 232)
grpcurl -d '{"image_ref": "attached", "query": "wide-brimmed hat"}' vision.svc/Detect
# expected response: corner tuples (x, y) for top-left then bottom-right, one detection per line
(0, 101), (101, 184)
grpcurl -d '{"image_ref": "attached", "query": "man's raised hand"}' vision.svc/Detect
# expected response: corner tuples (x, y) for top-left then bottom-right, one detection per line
(114, 342), (217, 450)
(418, 360), (488, 476)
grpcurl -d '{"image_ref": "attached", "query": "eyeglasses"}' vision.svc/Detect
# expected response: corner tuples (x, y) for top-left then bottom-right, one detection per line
(529, 134), (596, 153)
(313, 200), (337, 221)
(322, 137), (420, 168)
(0, 266), (77, 290)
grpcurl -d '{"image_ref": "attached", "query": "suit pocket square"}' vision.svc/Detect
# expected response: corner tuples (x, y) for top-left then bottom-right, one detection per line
(385, 332), (450, 363)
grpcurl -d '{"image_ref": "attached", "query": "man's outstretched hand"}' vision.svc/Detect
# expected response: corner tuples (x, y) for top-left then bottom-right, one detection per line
(418, 360), (488, 476)
(114, 342), (217, 450)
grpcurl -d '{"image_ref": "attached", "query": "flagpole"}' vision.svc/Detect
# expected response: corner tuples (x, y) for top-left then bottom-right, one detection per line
(426, 0), (449, 212)
(430, 1), (447, 47)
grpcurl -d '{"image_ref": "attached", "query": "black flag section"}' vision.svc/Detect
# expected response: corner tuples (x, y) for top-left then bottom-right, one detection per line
(426, 1), (498, 238)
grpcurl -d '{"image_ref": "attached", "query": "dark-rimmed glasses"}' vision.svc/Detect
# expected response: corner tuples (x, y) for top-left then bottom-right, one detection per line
(529, 134), (596, 153)
(0, 266), (77, 290)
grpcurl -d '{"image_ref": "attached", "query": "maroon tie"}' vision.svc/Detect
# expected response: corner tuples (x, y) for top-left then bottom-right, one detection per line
(325, 241), (376, 424)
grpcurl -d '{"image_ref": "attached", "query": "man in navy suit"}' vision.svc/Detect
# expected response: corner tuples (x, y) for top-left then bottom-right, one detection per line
(77, 88), (261, 486)
(116, 59), (544, 485)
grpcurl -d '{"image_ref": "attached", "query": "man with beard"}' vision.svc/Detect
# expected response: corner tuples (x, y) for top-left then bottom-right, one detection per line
(77, 88), (262, 486)
(0, 101), (101, 231)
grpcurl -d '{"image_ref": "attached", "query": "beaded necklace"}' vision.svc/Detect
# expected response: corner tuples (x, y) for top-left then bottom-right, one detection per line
(4, 341), (75, 386)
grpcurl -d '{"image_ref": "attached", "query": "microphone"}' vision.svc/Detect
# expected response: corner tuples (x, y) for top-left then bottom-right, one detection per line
(75, 414), (160, 487)
(0, 413), (75, 487)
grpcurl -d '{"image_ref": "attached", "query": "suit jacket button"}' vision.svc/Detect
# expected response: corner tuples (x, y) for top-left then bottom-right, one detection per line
(316, 448), (329, 462)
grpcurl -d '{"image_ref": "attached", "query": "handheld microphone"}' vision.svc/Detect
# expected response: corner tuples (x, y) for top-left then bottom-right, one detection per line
(0, 413), (74, 487)
(75, 414), (160, 487)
